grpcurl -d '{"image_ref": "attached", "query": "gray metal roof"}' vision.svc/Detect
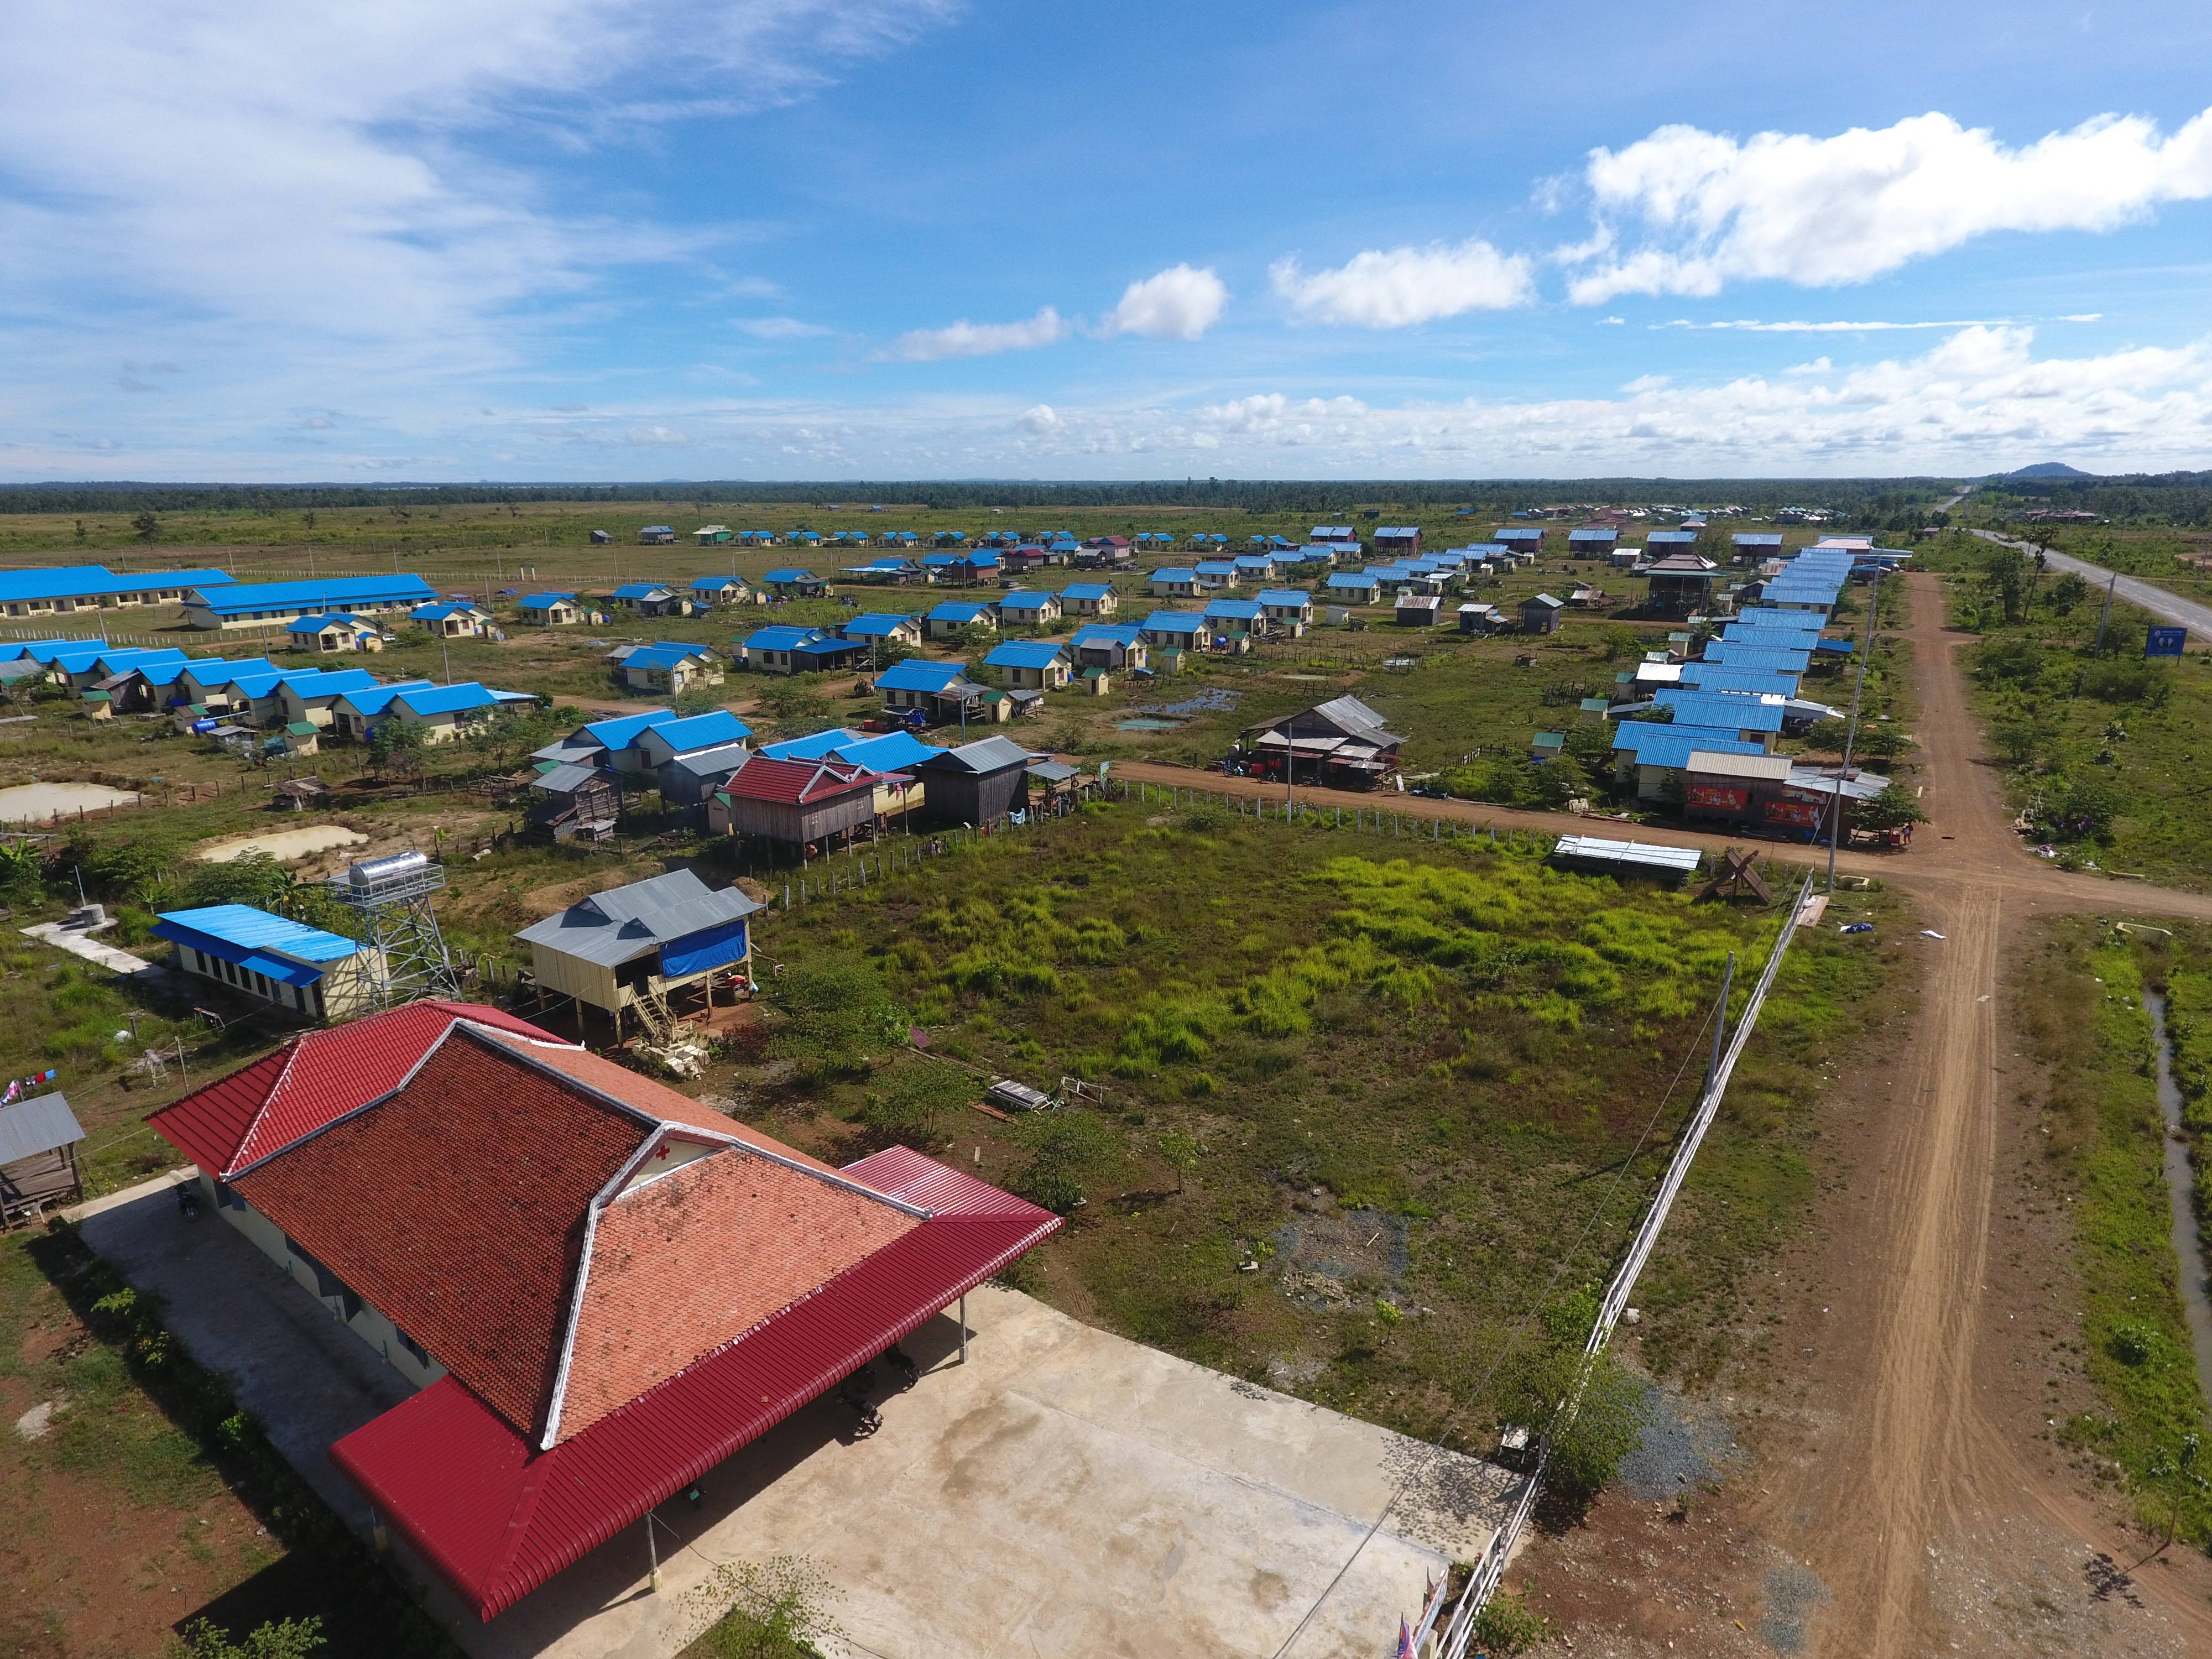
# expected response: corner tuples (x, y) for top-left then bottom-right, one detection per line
(918, 734), (1039, 774)
(515, 868), (760, 967)
(531, 736), (603, 765)
(1026, 759), (1078, 782)
(1550, 836), (1703, 875)
(0, 1093), (84, 1166)
(662, 742), (752, 780)
(530, 763), (610, 794)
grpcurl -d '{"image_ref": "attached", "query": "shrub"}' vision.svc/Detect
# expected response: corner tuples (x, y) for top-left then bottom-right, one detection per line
(861, 1065), (974, 1139)
(682, 1557), (841, 1659)
(1011, 1108), (1125, 1212)
(766, 956), (905, 1080)
(166, 1618), (325, 1659)
(1469, 1589), (1552, 1656)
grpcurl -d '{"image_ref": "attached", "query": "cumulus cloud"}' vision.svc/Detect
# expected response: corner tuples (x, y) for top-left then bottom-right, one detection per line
(1270, 239), (1533, 327)
(1567, 107), (2212, 302)
(1100, 264), (1228, 340)
(881, 306), (1069, 362)
(1019, 403), (1060, 432)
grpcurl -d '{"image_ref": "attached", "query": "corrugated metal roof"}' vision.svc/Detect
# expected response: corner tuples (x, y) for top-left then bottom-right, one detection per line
(759, 727), (865, 761)
(1686, 750), (1793, 781)
(153, 904), (361, 962)
(718, 755), (875, 805)
(516, 870), (760, 968)
(190, 575), (434, 615)
(1551, 836), (1703, 875)
(984, 640), (1068, 670)
(875, 659), (969, 693)
(1654, 690), (1786, 732)
(0, 565), (234, 604)
(998, 591), (1055, 611)
(833, 731), (941, 773)
(839, 613), (918, 638)
(739, 626), (825, 653)
(0, 1093), (84, 1166)
(917, 735), (1036, 774)
(637, 709), (752, 755)
(330, 1148), (1057, 1621)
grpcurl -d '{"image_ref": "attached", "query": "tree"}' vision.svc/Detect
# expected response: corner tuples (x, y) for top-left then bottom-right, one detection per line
(366, 719), (424, 776)
(166, 1616), (324, 1659)
(683, 1556), (842, 1659)
(2132, 1433), (2209, 1568)
(73, 518), (86, 544)
(1856, 782), (1927, 833)
(131, 512), (160, 542)
(862, 1064), (972, 1139)
(1156, 1128), (1199, 1194)
(302, 510), (317, 534)
(1011, 1108), (1125, 1212)
(1979, 544), (2031, 624)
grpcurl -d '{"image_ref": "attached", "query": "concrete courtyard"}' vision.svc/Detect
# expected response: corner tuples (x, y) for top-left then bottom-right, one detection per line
(80, 1177), (1512, 1658)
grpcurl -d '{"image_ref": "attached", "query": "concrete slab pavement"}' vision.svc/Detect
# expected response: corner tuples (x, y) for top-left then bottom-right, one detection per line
(77, 1176), (1511, 1659)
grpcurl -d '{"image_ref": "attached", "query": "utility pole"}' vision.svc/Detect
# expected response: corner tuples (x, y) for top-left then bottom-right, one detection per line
(1825, 570), (1882, 894)
(2092, 571), (2118, 658)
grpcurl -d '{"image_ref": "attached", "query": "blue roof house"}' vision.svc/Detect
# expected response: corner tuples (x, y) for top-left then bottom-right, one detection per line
(153, 904), (373, 1022)
(737, 625), (867, 676)
(410, 601), (492, 638)
(183, 575), (436, 632)
(836, 612), (924, 648)
(1325, 571), (1384, 603)
(632, 709), (756, 770)
(690, 575), (754, 606)
(764, 568), (828, 599)
(1193, 560), (1240, 589)
(285, 613), (384, 653)
(984, 639), (1073, 691)
(518, 592), (583, 625)
(1139, 611), (1214, 650)
(875, 658), (1001, 725)
(1060, 582), (1119, 617)
(1203, 597), (1266, 636)
(609, 582), (687, 617)
(622, 642), (721, 695)
(996, 590), (1062, 628)
(1256, 588), (1314, 631)
(1148, 568), (1202, 599)
(924, 599), (999, 641)
(393, 682), (536, 743)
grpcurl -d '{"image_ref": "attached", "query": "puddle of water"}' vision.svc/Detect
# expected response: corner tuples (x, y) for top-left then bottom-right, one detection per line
(0, 781), (137, 822)
(2145, 990), (2212, 1405)
(1116, 717), (1181, 731)
(1142, 688), (1241, 717)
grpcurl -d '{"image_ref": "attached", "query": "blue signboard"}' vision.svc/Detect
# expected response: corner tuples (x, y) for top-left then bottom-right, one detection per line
(2146, 626), (2187, 658)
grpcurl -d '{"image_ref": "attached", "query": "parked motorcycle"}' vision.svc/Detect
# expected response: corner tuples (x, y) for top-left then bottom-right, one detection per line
(175, 1181), (201, 1223)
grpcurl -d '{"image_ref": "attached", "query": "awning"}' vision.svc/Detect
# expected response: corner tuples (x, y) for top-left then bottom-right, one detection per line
(330, 1151), (1057, 1621)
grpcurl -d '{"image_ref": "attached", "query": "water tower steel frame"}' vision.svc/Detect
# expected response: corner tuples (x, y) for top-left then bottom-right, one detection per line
(327, 850), (460, 1008)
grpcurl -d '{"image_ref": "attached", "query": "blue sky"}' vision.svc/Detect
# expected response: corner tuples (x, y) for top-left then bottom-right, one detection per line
(4, 0), (2211, 481)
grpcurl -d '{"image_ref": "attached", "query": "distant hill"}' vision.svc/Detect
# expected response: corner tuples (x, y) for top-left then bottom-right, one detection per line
(2005, 462), (2096, 479)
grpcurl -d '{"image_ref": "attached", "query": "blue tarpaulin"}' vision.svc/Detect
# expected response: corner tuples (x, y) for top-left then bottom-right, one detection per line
(659, 918), (750, 980)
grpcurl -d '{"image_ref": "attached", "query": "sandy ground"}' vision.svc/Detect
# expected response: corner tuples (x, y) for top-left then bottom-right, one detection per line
(0, 780), (138, 822)
(194, 823), (368, 863)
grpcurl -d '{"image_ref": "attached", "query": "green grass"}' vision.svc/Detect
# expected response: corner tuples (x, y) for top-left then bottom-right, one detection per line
(2017, 923), (2212, 1546)
(732, 797), (1908, 1441)
(1931, 557), (2212, 889)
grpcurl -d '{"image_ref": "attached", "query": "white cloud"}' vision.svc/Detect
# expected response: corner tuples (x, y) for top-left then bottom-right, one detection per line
(733, 316), (832, 339)
(1270, 240), (1532, 327)
(1019, 404), (1060, 432)
(0, 1), (954, 370)
(881, 306), (1069, 362)
(1567, 107), (2212, 302)
(1100, 264), (1228, 340)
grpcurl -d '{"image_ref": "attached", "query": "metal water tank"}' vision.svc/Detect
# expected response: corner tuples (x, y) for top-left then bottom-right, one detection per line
(346, 849), (430, 888)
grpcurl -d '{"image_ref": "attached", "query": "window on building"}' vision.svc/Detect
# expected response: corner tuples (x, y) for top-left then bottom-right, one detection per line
(395, 1328), (430, 1367)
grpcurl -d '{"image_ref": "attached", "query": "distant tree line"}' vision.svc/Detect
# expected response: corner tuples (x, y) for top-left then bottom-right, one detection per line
(1973, 470), (2212, 528)
(0, 475), (1974, 517)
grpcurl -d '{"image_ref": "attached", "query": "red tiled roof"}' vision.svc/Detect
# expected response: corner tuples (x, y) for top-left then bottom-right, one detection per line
(148, 1000), (558, 1178)
(717, 755), (877, 806)
(554, 1149), (917, 1442)
(474, 1030), (842, 1173)
(232, 1028), (649, 1436)
(330, 1151), (1060, 1621)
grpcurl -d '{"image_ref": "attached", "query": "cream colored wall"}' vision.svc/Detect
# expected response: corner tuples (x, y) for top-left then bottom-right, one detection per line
(528, 942), (624, 1010)
(199, 1172), (447, 1391)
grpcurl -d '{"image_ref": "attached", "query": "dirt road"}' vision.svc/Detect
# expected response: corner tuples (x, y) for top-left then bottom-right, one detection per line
(1129, 575), (2212, 1652)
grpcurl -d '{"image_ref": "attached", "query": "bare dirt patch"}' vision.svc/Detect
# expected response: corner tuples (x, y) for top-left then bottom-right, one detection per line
(194, 823), (368, 863)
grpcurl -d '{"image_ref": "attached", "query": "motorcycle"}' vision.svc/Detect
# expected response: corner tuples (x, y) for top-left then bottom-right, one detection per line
(175, 1181), (201, 1223)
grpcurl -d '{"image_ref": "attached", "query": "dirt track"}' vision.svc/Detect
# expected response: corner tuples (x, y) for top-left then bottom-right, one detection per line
(1125, 574), (2212, 1653)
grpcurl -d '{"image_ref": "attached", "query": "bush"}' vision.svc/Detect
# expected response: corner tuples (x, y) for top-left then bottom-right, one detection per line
(2080, 659), (2171, 707)
(1974, 637), (2046, 686)
(1011, 1108), (1125, 1212)
(766, 956), (906, 1080)
(167, 1618), (324, 1659)
(860, 1065), (973, 1139)
(1469, 1589), (1553, 1656)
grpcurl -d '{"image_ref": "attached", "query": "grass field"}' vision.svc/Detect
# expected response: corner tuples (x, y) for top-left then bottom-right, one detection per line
(2014, 920), (2212, 1548)
(1923, 552), (2212, 890)
(702, 798), (1908, 1444)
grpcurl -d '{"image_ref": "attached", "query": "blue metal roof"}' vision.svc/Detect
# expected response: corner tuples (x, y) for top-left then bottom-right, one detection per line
(625, 643), (712, 669)
(764, 568), (820, 584)
(1071, 624), (1144, 648)
(611, 582), (672, 601)
(0, 637), (100, 662)
(1493, 527), (1543, 542)
(643, 709), (753, 753)
(875, 659), (970, 693)
(184, 658), (279, 684)
(840, 612), (917, 638)
(760, 727), (865, 761)
(190, 575), (435, 615)
(1204, 598), (1265, 620)
(1611, 723), (1767, 766)
(691, 575), (745, 591)
(1676, 664), (1800, 696)
(1568, 528), (1619, 541)
(1141, 611), (1209, 636)
(279, 667), (382, 698)
(582, 708), (678, 748)
(285, 612), (375, 633)
(1646, 530), (1699, 546)
(1194, 561), (1239, 575)
(1702, 642), (1812, 672)
(411, 601), (484, 621)
(998, 590), (1056, 611)
(1255, 588), (1312, 608)
(1149, 568), (1199, 582)
(1654, 690), (1786, 732)
(739, 626), (826, 653)
(154, 904), (360, 967)
(397, 683), (504, 716)
(1061, 583), (1113, 601)
(520, 592), (577, 608)
(833, 729), (939, 772)
(1326, 572), (1381, 589)
(0, 565), (234, 605)
(985, 640), (1069, 670)
(926, 601), (993, 623)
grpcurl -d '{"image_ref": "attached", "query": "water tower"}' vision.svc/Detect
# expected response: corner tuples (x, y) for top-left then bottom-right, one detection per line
(326, 850), (460, 1008)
